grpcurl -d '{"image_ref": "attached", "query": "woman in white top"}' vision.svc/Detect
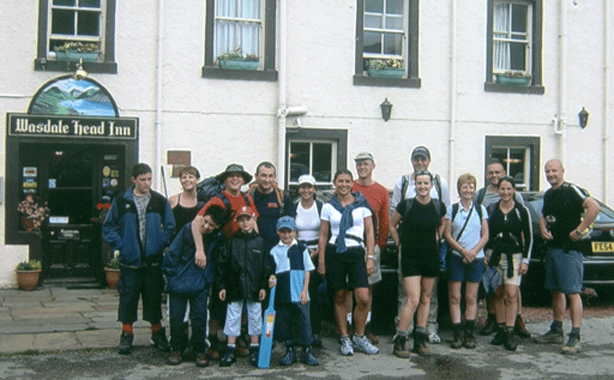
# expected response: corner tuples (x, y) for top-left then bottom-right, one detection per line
(444, 173), (489, 350)
(317, 169), (377, 356)
(294, 174), (324, 347)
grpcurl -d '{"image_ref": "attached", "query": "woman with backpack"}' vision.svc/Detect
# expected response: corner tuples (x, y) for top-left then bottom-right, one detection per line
(317, 170), (379, 356)
(294, 174), (325, 348)
(443, 174), (489, 350)
(389, 170), (446, 358)
(486, 176), (533, 352)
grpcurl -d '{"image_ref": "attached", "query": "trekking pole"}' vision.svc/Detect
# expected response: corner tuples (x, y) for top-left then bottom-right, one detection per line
(161, 166), (169, 198)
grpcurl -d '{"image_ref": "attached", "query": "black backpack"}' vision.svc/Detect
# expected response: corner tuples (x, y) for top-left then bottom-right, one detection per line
(196, 176), (226, 204)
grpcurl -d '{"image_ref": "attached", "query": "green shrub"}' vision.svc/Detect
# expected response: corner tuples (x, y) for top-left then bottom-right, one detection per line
(16, 260), (42, 271)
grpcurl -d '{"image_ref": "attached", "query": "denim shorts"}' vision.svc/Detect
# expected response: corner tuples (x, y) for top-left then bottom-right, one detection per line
(447, 254), (485, 283)
(544, 248), (583, 294)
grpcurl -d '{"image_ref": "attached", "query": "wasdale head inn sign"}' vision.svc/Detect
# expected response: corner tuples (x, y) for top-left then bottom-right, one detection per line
(7, 114), (138, 140)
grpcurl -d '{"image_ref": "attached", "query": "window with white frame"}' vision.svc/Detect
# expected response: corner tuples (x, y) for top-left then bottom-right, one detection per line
(214, 0), (263, 64)
(493, 1), (532, 76)
(49, 0), (105, 61)
(363, 0), (406, 72)
(288, 141), (336, 185)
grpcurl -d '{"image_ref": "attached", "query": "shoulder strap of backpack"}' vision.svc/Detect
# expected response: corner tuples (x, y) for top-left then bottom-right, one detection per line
(316, 200), (323, 216)
(217, 192), (231, 212)
(476, 187), (486, 205)
(434, 174), (442, 201)
(401, 175), (409, 201)
(451, 203), (459, 222)
(476, 203), (483, 220)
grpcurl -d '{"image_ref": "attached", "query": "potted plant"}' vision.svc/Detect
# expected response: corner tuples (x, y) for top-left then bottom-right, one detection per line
(104, 257), (121, 289)
(494, 71), (532, 86)
(54, 42), (101, 62)
(90, 203), (111, 225)
(15, 260), (42, 291)
(17, 194), (50, 231)
(216, 48), (260, 70)
(365, 58), (405, 78)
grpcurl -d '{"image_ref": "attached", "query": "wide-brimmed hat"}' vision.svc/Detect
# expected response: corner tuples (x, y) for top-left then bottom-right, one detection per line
(215, 163), (253, 183)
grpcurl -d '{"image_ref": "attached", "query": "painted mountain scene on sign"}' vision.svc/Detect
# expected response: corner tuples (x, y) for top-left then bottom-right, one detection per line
(30, 78), (117, 117)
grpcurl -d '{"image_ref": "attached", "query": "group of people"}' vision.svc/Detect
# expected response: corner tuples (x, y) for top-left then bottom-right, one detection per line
(102, 146), (599, 370)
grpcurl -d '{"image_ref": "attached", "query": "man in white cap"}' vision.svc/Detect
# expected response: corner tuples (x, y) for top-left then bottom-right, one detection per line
(390, 146), (450, 344)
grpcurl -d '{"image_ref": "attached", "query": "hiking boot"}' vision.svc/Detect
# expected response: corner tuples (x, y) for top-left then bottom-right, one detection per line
(236, 337), (250, 357)
(514, 315), (531, 339)
(365, 325), (379, 345)
(533, 328), (564, 344)
(167, 351), (182, 365)
(428, 332), (441, 344)
(150, 328), (170, 352)
(451, 330), (464, 349)
(206, 335), (221, 360)
(340, 336), (354, 356)
(491, 325), (506, 346)
(413, 332), (431, 356)
(353, 334), (379, 355)
(301, 347), (319, 366)
(561, 334), (581, 355)
(479, 314), (497, 336)
(311, 334), (323, 348)
(118, 332), (134, 355)
(463, 330), (477, 349)
(280, 346), (297, 366)
(196, 352), (209, 367)
(393, 335), (410, 359)
(220, 348), (236, 367)
(249, 346), (259, 367)
(504, 328), (517, 351)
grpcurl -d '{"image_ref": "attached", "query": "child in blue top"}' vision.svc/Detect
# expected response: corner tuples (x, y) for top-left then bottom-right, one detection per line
(269, 216), (319, 366)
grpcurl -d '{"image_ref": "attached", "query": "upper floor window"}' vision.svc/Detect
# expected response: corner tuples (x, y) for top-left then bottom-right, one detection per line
(35, 0), (117, 74)
(354, 0), (420, 88)
(485, 0), (543, 94)
(203, 0), (277, 81)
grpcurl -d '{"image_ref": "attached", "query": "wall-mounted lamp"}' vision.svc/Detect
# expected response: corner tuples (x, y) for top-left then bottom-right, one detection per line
(380, 98), (393, 122)
(578, 107), (589, 129)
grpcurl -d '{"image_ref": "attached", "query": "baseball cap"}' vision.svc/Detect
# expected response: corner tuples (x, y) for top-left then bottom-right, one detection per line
(297, 174), (316, 187)
(411, 146), (431, 160)
(236, 206), (255, 219)
(276, 216), (297, 231)
(354, 152), (375, 162)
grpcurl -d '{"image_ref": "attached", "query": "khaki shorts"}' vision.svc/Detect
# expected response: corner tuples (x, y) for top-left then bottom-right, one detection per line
(368, 245), (382, 285)
(496, 252), (523, 286)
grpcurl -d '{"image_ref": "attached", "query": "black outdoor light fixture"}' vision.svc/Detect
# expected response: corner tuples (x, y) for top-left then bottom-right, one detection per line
(380, 98), (393, 121)
(578, 107), (589, 129)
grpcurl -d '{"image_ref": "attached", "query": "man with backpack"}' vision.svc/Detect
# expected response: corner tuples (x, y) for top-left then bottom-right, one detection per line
(390, 146), (450, 344)
(474, 160), (530, 338)
(249, 161), (295, 252)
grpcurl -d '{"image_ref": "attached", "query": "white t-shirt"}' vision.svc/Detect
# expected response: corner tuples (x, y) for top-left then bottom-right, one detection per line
(321, 203), (372, 248)
(295, 202), (321, 249)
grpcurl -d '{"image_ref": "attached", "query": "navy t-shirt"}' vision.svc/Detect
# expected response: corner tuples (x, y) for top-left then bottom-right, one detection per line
(251, 188), (295, 250)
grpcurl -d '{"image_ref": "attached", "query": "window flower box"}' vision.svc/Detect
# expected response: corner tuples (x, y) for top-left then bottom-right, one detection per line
(365, 58), (405, 79)
(495, 72), (532, 86)
(218, 58), (260, 71)
(54, 42), (101, 62)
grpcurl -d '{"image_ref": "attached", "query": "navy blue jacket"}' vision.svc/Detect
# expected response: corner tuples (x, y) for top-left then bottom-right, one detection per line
(163, 222), (224, 293)
(215, 230), (273, 302)
(103, 186), (176, 267)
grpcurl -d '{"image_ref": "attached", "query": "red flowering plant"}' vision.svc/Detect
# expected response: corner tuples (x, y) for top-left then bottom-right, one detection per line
(90, 203), (111, 224)
(17, 194), (51, 229)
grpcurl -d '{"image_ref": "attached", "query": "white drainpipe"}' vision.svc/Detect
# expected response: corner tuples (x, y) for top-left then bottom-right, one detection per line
(557, 0), (568, 165)
(603, 0), (610, 201)
(448, 0), (457, 188)
(155, 0), (164, 191)
(277, 0), (287, 189)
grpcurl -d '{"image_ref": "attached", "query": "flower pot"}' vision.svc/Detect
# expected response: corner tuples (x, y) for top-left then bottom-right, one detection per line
(104, 267), (120, 289)
(218, 59), (259, 71)
(16, 270), (42, 291)
(55, 51), (100, 62)
(495, 75), (531, 86)
(367, 67), (405, 78)
(20, 217), (39, 232)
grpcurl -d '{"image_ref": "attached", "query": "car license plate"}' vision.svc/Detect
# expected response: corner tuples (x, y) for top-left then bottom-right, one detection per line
(591, 241), (614, 253)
